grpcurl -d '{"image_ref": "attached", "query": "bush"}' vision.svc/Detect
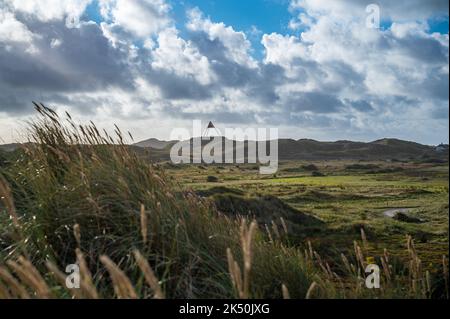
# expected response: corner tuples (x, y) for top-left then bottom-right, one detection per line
(311, 171), (325, 177)
(301, 164), (318, 171)
(206, 175), (219, 183)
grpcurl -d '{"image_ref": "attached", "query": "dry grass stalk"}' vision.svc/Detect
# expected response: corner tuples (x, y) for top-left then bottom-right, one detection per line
(228, 220), (260, 300)
(313, 251), (331, 278)
(240, 220), (257, 299)
(271, 221), (281, 240)
(307, 241), (314, 261)
(73, 224), (81, 247)
(18, 257), (51, 294)
(0, 280), (11, 299)
(264, 224), (273, 243)
(353, 241), (366, 271)
(226, 248), (243, 297)
(45, 261), (84, 299)
(406, 236), (419, 268)
(100, 255), (137, 299)
(360, 228), (368, 251)
(350, 263), (356, 275)
(75, 248), (99, 299)
(140, 204), (148, 245)
(306, 281), (318, 299)
(279, 217), (288, 236)
(133, 250), (164, 299)
(304, 249), (310, 263)
(0, 266), (30, 299)
(341, 253), (353, 275)
(384, 248), (390, 264)
(406, 235), (425, 296)
(308, 241), (335, 280)
(325, 262), (333, 278)
(6, 256), (52, 298)
(282, 284), (290, 299)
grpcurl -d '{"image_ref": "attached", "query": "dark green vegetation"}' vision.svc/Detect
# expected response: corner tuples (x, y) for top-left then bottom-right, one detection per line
(0, 106), (448, 299)
(204, 191), (324, 238)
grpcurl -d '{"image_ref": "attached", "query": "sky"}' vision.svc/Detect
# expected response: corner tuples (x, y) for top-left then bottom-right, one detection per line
(0, 0), (449, 145)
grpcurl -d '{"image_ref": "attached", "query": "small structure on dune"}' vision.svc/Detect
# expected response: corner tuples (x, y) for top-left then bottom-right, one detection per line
(202, 121), (222, 138)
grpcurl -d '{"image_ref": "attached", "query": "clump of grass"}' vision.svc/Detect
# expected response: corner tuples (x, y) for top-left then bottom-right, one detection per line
(311, 171), (325, 177)
(0, 104), (317, 298)
(302, 164), (319, 171)
(206, 175), (219, 183)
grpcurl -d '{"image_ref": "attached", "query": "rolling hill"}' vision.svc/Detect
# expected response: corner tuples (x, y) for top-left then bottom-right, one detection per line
(132, 137), (448, 162)
(133, 138), (177, 150)
(1, 138), (447, 162)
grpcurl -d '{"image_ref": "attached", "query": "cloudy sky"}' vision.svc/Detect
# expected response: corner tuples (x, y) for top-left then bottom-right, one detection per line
(0, 0), (448, 145)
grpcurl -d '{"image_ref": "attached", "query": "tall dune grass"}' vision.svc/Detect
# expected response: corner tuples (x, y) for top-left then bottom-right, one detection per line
(0, 104), (447, 299)
(0, 104), (317, 298)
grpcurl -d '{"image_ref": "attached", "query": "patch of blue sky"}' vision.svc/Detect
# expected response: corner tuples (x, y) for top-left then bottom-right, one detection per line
(380, 16), (448, 34)
(172, 0), (292, 34)
(427, 16), (449, 34)
(170, 0), (295, 60)
(84, 0), (448, 34)
(81, 0), (448, 60)
(84, 0), (103, 23)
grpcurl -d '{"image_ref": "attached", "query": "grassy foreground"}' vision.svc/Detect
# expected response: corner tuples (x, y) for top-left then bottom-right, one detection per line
(0, 105), (448, 299)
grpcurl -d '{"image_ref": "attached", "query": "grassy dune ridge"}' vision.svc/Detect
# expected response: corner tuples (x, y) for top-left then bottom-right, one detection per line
(0, 105), (448, 299)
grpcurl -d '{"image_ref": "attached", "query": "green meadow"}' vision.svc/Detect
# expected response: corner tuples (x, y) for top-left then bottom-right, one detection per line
(166, 160), (449, 275)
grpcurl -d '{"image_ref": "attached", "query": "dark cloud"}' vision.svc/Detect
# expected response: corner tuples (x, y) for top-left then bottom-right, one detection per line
(295, 0), (449, 21)
(344, 99), (374, 112)
(141, 30), (285, 105)
(163, 106), (259, 125)
(144, 67), (213, 100)
(0, 17), (133, 115)
(431, 102), (450, 119)
(285, 92), (345, 114)
(190, 33), (255, 87)
(390, 33), (449, 64)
